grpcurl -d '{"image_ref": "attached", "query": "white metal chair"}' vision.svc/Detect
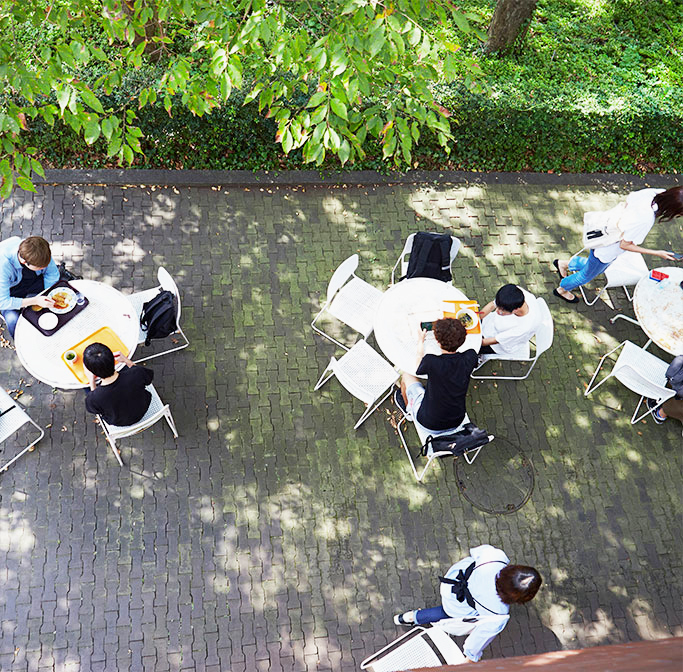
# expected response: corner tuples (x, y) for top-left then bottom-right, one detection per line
(311, 254), (384, 351)
(584, 341), (676, 424)
(98, 384), (178, 466)
(314, 340), (399, 429)
(0, 388), (44, 472)
(128, 267), (190, 363)
(360, 625), (466, 671)
(472, 298), (553, 381)
(391, 233), (461, 285)
(394, 394), (492, 481)
(570, 248), (649, 306)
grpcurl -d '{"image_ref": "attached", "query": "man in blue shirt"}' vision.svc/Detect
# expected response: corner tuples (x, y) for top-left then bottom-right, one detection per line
(0, 236), (59, 337)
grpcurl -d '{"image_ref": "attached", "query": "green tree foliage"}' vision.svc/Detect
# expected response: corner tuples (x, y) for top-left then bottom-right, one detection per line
(0, 0), (486, 196)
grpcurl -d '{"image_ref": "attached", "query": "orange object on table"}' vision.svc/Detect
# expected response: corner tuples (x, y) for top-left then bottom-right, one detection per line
(442, 300), (481, 334)
(61, 326), (129, 384)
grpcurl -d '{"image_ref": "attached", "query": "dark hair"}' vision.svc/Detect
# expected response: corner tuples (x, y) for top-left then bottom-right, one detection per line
(18, 236), (51, 267)
(433, 318), (466, 352)
(653, 187), (683, 222)
(496, 565), (542, 605)
(83, 343), (115, 378)
(495, 284), (525, 312)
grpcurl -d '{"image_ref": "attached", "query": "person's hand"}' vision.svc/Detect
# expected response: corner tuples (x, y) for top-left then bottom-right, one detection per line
(113, 351), (133, 367)
(26, 295), (55, 309)
(658, 250), (676, 261)
(417, 328), (427, 344)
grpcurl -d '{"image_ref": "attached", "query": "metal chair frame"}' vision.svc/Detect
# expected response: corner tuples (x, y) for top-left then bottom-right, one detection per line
(314, 340), (399, 429)
(394, 395), (492, 482)
(584, 340), (676, 424)
(0, 389), (44, 472)
(98, 384), (178, 466)
(129, 267), (190, 364)
(311, 254), (384, 351)
(391, 233), (461, 285)
(472, 298), (553, 381)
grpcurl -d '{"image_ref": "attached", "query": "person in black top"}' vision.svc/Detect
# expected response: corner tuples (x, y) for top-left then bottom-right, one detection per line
(399, 318), (477, 435)
(83, 343), (154, 426)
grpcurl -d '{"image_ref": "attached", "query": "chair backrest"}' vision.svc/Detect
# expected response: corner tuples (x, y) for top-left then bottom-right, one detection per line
(0, 389), (30, 442)
(533, 298), (554, 357)
(395, 234), (461, 281)
(157, 267), (182, 324)
(360, 626), (465, 671)
(614, 364), (675, 402)
(101, 385), (168, 438)
(329, 341), (393, 405)
(326, 254), (359, 304)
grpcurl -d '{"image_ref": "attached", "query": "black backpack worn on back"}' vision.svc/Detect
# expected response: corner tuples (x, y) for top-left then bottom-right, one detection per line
(404, 231), (453, 282)
(140, 290), (177, 346)
(666, 355), (683, 397)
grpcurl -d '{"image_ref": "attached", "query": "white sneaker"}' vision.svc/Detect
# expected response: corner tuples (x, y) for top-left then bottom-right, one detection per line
(393, 612), (415, 626)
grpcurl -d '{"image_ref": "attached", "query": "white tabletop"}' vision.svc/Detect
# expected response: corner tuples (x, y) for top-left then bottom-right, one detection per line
(633, 267), (683, 356)
(14, 279), (140, 389)
(373, 277), (482, 375)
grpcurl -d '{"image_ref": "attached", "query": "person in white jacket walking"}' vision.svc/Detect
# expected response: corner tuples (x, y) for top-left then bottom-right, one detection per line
(393, 545), (542, 663)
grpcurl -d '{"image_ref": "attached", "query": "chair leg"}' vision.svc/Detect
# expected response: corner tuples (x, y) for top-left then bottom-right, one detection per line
(311, 310), (351, 351)
(0, 420), (44, 472)
(133, 328), (190, 364)
(579, 284), (607, 306)
(314, 361), (335, 391)
(610, 314), (639, 326)
(471, 358), (536, 381)
(463, 435), (494, 465)
(584, 342), (626, 396)
(623, 285), (634, 302)
(631, 396), (665, 425)
(164, 408), (179, 438)
(353, 387), (395, 429)
(107, 435), (124, 467)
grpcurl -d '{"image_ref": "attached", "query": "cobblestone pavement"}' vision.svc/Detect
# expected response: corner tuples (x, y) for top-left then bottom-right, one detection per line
(0, 175), (681, 671)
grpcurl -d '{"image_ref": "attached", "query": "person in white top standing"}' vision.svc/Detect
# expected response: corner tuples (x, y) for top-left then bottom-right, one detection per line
(479, 285), (541, 359)
(552, 186), (683, 303)
(393, 544), (542, 663)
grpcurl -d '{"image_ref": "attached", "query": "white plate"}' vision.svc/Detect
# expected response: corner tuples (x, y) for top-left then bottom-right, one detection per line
(456, 308), (479, 330)
(47, 287), (77, 314)
(38, 312), (59, 330)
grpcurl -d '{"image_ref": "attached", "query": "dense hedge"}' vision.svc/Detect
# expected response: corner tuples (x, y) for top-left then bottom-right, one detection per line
(24, 84), (682, 174)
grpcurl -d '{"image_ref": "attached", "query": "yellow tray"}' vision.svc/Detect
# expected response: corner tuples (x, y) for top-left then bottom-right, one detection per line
(442, 300), (481, 334)
(62, 326), (129, 384)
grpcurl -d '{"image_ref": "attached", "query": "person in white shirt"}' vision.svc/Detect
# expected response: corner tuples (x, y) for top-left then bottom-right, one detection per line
(393, 544), (542, 663)
(553, 186), (683, 303)
(479, 285), (541, 359)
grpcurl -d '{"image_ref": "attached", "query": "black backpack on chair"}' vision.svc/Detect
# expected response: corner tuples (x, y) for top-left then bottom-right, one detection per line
(140, 290), (177, 346)
(404, 231), (453, 282)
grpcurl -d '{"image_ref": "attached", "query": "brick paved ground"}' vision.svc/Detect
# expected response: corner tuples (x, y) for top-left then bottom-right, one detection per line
(0, 175), (681, 671)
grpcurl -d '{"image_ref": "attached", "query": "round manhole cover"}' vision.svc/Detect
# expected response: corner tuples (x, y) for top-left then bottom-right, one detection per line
(453, 437), (534, 515)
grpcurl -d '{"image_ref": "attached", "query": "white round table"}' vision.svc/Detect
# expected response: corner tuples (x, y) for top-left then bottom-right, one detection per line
(373, 278), (482, 375)
(14, 279), (140, 389)
(632, 266), (683, 356)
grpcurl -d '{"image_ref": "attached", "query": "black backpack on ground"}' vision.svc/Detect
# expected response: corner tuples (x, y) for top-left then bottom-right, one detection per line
(58, 262), (82, 282)
(421, 423), (491, 458)
(140, 290), (177, 346)
(404, 231), (453, 282)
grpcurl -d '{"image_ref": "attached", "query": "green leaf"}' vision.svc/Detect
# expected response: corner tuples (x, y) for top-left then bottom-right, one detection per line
(57, 87), (71, 114)
(84, 121), (101, 145)
(31, 158), (45, 178)
(0, 174), (14, 199)
(16, 175), (36, 193)
(452, 12), (471, 34)
(122, 144), (134, 164)
(282, 129), (293, 154)
(338, 138), (351, 165)
(330, 99), (348, 121)
(306, 91), (327, 109)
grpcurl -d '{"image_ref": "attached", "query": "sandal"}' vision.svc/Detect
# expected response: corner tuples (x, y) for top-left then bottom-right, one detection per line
(553, 288), (580, 304)
(552, 259), (566, 282)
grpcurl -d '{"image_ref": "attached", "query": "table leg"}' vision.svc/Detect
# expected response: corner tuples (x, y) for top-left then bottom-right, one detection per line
(609, 314), (640, 326)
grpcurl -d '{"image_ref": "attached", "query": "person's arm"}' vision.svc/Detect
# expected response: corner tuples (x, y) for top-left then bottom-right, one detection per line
(462, 616), (509, 663)
(114, 351), (135, 368)
(620, 240), (676, 261)
(415, 329), (427, 368)
(84, 368), (98, 391)
(481, 336), (498, 347)
(42, 258), (60, 288)
(21, 295), (55, 309)
(479, 300), (496, 319)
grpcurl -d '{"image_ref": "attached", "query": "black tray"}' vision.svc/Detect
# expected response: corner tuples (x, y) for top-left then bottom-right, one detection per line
(20, 280), (89, 336)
